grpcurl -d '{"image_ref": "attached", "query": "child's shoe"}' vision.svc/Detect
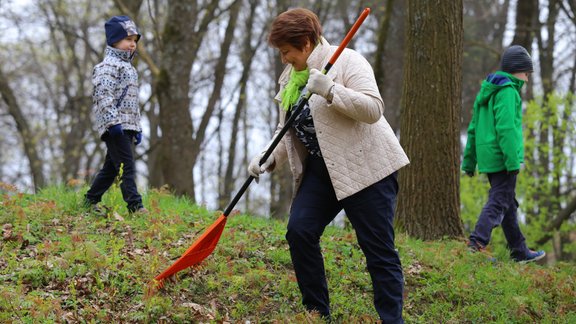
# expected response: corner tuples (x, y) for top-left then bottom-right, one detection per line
(132, 207), (149, 215)
(83, 200), (105, 215)
(467, 240), (497, 262)
(467, 240), (485, 253)
(515, 250), (546, 264)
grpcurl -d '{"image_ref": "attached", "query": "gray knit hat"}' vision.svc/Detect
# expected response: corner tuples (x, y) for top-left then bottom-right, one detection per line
(500, 45), (534, 73)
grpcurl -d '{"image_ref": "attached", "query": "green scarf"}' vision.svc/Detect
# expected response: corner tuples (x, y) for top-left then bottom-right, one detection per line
(281, 68), (309, 111)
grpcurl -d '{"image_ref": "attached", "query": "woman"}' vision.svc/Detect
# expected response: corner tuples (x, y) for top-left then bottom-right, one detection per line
(248, 8), (409, 322)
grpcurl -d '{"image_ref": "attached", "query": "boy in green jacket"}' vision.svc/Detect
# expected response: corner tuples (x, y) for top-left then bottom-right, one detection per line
(462, 45), (545, 263)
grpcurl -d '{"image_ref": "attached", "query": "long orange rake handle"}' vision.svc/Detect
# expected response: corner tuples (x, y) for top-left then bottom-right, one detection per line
(154, 8), (371, 285)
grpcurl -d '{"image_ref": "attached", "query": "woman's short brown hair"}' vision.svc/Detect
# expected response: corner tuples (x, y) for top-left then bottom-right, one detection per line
(268, 8), (323, 50)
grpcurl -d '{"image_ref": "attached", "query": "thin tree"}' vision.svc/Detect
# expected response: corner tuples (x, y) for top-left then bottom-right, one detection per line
(0, 67), (46, 190)
(38, 0), (100, 184)
(267, 0), (293, 219)
(373, 0), (406, 131)
(219, 0), (265, 209)
(510, 0), (538, 50)
(373, 0), (395, 98)
(396, 0), (464, 240)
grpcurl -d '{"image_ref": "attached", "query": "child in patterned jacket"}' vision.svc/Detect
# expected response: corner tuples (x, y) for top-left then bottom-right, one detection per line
(84, 15), (147, 214)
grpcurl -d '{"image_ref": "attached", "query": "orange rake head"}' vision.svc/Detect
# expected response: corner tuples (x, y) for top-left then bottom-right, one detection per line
(153, 214), (228, 287)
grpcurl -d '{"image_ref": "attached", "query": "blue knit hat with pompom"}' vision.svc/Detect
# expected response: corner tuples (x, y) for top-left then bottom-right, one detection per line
(105, 16), (141, 46)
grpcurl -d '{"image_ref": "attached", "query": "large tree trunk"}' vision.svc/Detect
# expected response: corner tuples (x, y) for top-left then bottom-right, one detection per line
(153, 0), (219, 198)
(113, 0), (144, 16)
(155, 0), (199, 197)
(396, 0), (464, 240)
(536, 0), (558, 97)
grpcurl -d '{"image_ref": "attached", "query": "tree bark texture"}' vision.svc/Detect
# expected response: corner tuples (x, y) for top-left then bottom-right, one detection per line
(154, 0), (219, 198)
(397, 0), (464, 240)
(0, 67), (46, 190)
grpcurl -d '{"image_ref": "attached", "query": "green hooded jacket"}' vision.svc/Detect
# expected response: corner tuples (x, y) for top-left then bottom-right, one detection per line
(462, 71), (525, 174)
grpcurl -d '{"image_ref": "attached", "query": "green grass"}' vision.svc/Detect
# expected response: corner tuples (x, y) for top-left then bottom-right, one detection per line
(0, 184), (574, 323)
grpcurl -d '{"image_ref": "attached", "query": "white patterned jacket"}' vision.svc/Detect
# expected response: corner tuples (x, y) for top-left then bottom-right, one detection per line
(92, 46), (141, 137)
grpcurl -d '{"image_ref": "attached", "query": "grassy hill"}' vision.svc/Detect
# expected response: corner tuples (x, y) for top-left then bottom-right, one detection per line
(0, 184), (574, 323)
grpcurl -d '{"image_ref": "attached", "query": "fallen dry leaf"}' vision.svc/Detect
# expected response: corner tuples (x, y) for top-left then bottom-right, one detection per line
(114, 212), (124, 222)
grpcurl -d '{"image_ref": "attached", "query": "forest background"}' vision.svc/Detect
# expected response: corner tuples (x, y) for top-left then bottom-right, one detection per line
(0, 0), (575, 263)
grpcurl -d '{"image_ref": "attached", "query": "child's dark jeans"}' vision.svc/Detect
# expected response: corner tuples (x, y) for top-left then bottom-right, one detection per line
(85, 130), (143, 212)
(469, 170), (530, 259)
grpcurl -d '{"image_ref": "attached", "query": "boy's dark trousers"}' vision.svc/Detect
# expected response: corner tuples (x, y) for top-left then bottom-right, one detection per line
(286, 155), (404, 323)
(469, 170), (529, 259)
(85, 130), (143, 212)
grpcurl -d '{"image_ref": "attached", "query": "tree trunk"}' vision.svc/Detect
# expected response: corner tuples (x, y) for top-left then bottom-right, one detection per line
(510, 0), (538, 49)
(0, 67), (46, 190)
(528, 1), (559, 222)
(461, 0), (509, 128)
(153, 0), (219, 198)
(396, 0), (464, 240)
(376, 0), (405, 132)
(373, 0), (394, 93)
(268, 0), (293, 220)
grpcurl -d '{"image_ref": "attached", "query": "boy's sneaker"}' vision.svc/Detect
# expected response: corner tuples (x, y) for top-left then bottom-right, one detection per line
(83, 200), (105, 215)
(131, 207), (149, 215)
(515, 250), (546, 264)
(467, 240), (485, 253)
(467, 240), (497, 262)
(91, 204), (105, 214)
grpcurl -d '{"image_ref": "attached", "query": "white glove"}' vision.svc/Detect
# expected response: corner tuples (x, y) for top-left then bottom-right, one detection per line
(306, 68), (334, 99)
(248, 151), (275, 179)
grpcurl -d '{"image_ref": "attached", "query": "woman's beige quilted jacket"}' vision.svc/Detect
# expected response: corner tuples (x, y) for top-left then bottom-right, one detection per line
(267, 37), (409, 201)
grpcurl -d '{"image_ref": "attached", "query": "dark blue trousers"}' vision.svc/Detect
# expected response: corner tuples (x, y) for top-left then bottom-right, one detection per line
(85, 131), (143, 212)
(469, 171), (529, 259)
(286, 155), (404, 323)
